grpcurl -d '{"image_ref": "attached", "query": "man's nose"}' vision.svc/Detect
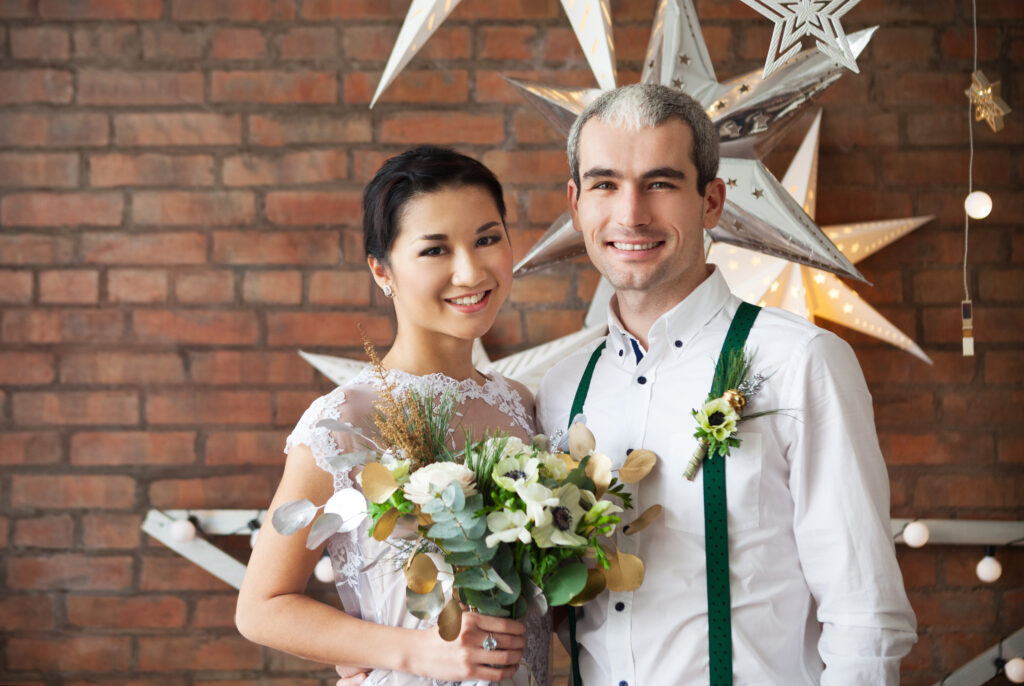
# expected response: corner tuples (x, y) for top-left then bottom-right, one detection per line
(618, 187), (651, 228)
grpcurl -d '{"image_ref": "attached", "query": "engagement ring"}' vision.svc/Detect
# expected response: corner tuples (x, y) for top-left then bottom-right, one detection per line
(482, 633), (497, 651)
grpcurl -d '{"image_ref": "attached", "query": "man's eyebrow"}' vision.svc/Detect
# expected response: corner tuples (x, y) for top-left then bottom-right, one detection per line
(642, 167), (686, 180)
(416, 222), (501, 242)
(582, 167), (622, 180)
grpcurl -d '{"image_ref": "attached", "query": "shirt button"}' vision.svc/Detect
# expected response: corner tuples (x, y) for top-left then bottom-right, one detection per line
(675, 340), (683, 348)
(619, 681), (628, 686)
(637, 376), (646, 384)
(615, 601), (625, 611)
(618, 349), (624, 357)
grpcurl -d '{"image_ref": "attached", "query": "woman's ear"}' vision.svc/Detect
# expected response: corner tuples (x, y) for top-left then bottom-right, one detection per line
(367, 255), (392, 291)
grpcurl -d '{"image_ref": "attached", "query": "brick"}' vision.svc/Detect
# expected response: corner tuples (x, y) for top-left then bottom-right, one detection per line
(480, 26), (537, 60)
(39, 269), (100, 304)
(223, 150), (349, 186)
(267, 312), (392, 346)
(12, 473), (136, 509)
(482, 150), (568, 185)
(214, 229), (340, 264)
(40, 0), (162, 19)
(341, 25), (470, 62)
(210, 27), (267, 60)
(0, 269), (33, 302)
(0, 595), (55, 630)
(871, 26), (934, 62)
(11, 26), (71, 59)
(147, 390), (272, 425)
(90, 153), (214, 187)
(2, 309), (126, 343)
(264, 191), (362, 226)
(205, 430), (290, 464)
(13, 391), (139, 426)
(0, 432), (63, 465)
(189, 352), (314, 386)
(134, 310), (259, 345)
(380, 112), (505, 144)
(7, 636), (131, 671)
(277, 26), (336, 60)
(941, 390), (1024, 426)
(2, 192), (123, 227)
(0, 0), (33, 17)
(0, 113), (108, 147)
(148, 473), (275, 508)
(309, 270), (372, 305)
(871, 390), (936, 428)
(140, 555), (234, 591)
(171, 0), (295, 21)
(79, 70), (203, 106)
(248, 113), (371, 145)
(82, 231), (208, 265)
(883, 150), (1010, 188)
(13, 514), (74, 548)
(242, 270), (302, 303)
(940, 27), (1000, 61)
(879, 71), (968, 106)
(275, 390), (318, 425)
(986, 351), (1024, 385)
(69, 595), (187, 628)
(0, 69), (73, 104)
(979, 269), (1024, 303)
(211, 70), (337, 103)
(912, 475), (1021, 509)
(510, 274), (571, 304)
(133, 191), (255, 226)
(513, 110), (564, 144)
(61, 352), (183, 384)
(0, 233), (75, 264)
(0, 352), (56, 385)
(73, 25), (141, 59)
(343, 70), (469, 105)
(352, 149), (390, 182)
(481, 309), (524, 348)
(8, 554), (133, 590)
(142, 26), (205, 60)
(83, 513), (142, 549)
(175, 269), (236, 303)
(879, 432), (991, 466)
(72, 431), (195, 466)
(523, 309), (586, 344)
(0, 152), (79, 188)
(107, 269), (169, 303)
(301, 0), (397, 18)
(193, 594), (238, 627)
(114, 113), (242, 146)
(139, 635), (263, 671)
(858, 350), (972, 384)
(908, 590), (996, 630)
(459, 0), (558, 19)
(895, 548), (938, 588)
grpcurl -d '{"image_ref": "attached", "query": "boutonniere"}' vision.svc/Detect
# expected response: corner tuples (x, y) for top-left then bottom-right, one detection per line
(684, 348), (779, 481)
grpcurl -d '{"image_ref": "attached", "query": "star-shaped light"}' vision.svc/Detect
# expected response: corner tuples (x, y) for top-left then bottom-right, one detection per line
(965, 69), (1012, 133)
(740, 0), (862, 78)
(708, 111), (933, 362)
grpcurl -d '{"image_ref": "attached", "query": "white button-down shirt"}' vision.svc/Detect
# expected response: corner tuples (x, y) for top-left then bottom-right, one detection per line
(537, 268), (916, 685)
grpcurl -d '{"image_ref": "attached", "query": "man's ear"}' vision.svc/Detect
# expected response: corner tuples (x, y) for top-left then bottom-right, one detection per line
(367, 255), (391, 290)
(701, 178), (727, 229)
(567, 179), (582, 234)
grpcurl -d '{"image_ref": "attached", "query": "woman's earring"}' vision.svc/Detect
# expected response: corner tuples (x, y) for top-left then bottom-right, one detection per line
(382, 284), (394, 298)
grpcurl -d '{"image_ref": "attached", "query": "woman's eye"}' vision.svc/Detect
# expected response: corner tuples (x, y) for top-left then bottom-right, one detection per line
(420, 246), (446, 256)
(477, 235), (502, 247)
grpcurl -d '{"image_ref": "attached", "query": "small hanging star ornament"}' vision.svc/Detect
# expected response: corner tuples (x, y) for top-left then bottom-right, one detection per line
(966, 70), (1012, 132)
(740, 0), (862, 78)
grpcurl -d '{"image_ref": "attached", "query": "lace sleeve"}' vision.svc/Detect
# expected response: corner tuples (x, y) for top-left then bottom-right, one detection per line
(284, 387), (364, 490)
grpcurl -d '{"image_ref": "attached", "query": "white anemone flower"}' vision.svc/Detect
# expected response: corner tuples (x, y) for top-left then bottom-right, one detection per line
(531, 483), (588, 548)
(515, 482), (557, 527)
(485, 508), (532, 547)
(579, 489), (623, 530)
(402, 462), (477, 506)
(493, 455), (540, 491)
(538, 453), (569, 480)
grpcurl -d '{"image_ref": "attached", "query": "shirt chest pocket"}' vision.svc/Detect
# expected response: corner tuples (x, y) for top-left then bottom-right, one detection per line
(651, 432), (763, 535)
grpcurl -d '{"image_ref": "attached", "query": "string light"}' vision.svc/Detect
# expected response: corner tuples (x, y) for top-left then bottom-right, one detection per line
(964, 190), (992, 219)
(248, 519), (260, 549)
(975, 546), (1002, 583)
(1006, 657), (1024, 683)
(314, 556), (335, 583)
(168, 515), (198, 543)
(901, 520), (930, 548)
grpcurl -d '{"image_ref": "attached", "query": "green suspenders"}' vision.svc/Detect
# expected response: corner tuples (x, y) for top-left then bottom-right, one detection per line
(566, 302), (761, 686)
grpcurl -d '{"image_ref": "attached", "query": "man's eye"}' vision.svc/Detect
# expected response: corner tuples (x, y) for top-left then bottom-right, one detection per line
(592, 181), (614, 190)
(649, 181), (673, 189)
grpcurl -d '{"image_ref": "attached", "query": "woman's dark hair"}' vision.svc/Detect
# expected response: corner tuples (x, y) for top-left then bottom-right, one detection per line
(363, 146), (507, 261)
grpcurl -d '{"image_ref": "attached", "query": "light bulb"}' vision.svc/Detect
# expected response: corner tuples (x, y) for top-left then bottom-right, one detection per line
(249, 527), (260, 549)
(902, 521), (930, 548)
(976, 548), (1002, 583)
(314, 556), (334, 583)
(1006, 657), (1024, 683)
(168, 518), (197, 542)
(964, 190), (992, 219)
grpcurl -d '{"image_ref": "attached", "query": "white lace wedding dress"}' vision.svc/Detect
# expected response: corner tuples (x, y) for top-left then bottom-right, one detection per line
(285, 367), (551, 686)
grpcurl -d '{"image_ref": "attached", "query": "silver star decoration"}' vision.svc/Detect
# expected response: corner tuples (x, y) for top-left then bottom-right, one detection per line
(708, 111), (933, 362)
(740, 0), (862, 78)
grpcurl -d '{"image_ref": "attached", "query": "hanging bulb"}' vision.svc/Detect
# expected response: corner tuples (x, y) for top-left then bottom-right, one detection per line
(314, 556), (334, 583)
(248, 519), (260, 549)
(964, 190), (992, 219)
(1006, 657), (1024, 683)
(902, 521), (930, 548)
(168, 518), (197, 542)
(976, 546), (1002, 583)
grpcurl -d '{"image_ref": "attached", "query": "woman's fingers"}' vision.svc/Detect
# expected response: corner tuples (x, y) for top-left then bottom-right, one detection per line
(466, 612), (526, 636)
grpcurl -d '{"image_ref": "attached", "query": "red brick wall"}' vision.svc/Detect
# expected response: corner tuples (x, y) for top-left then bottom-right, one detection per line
(1, 1), (1021, 684)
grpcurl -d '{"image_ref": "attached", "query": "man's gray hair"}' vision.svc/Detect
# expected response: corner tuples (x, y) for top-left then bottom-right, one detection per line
(567, 83), (720, 196)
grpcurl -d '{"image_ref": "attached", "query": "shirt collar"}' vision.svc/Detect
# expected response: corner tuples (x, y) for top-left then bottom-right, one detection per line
(605, 266), (733, 363)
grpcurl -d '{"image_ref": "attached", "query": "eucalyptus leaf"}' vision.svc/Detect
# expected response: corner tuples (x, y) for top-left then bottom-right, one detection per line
(463, 494), (483, 512)
(323, 449), (374, 473)
(618, 449), (658, 483)
(361, 463), (398, 504)
(543, 561), (589, 606)
(305, 512), (343, 549)
(372, 508), (400, 541)
(323, 488), (368, 534)
(447, 544), (497, 567)
(439, 536), (477, 552)
(568, 422), (596, 461)
(316, 418), (365, 435)
(437, 597), (463, 641)
(485, 567), (514, 595)
(404, 553), (438, 595)
(454, 567), (495, 591)
(427, 519), (464, 540)
(271, 499), (318, 536)
(420, 496), (447, 516)
(440, 481), (465, 511)
(406, 582), (445, 620)
(462, 589), (507, 617)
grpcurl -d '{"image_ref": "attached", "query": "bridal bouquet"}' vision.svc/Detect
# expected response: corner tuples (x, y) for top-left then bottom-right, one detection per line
(272, 350), (661, 639)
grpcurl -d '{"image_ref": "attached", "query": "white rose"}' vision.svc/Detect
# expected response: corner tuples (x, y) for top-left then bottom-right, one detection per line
(402, 462), (477, 506)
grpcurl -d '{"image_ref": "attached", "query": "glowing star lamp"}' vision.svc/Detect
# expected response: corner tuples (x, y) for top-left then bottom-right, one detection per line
(901, 521), (930, 548)
(975, 547), (1003, 583)
(965, 190), (993, 219)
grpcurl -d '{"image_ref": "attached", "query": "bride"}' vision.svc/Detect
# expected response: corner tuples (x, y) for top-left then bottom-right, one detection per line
(236, 146), (550, 685)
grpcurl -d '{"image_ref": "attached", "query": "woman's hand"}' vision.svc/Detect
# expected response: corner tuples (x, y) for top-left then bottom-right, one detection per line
(410, 610), (526, 682)
(334, 664), (369, 685)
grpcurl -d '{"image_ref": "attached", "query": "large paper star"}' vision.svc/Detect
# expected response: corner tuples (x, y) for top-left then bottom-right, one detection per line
(965, 69), (1012, 133)
(740, 0), (862, 78)
(708, 111), (933, 362)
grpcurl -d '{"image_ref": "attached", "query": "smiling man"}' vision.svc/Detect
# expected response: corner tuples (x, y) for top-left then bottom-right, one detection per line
(537, 84), (917, 685)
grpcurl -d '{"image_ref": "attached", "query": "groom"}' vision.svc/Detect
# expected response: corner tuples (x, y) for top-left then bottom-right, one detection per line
(534, 84), (916, 684)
